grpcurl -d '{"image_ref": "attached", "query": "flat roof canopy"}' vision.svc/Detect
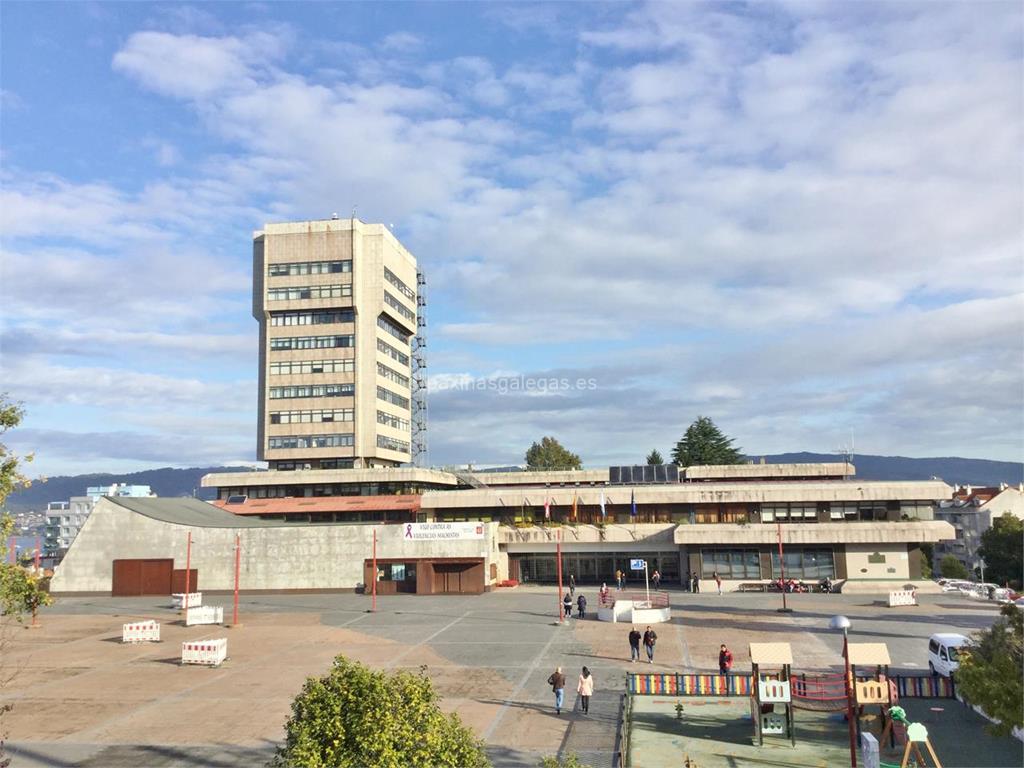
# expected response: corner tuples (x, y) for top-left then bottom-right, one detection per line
(847, 642), (892, 666)
(749, 642), (793, 665)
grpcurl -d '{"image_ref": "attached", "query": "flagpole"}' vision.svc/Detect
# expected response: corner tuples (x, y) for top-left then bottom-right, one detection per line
(557, 526), (564, 624)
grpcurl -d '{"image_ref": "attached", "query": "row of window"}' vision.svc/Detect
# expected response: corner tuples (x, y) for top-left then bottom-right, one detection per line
(269, 408), (354, 424)
(384, 291), (415, 322)
(377, 315), (410, 344)
(377, 338), (410, 366)
(270, 359), (354, 375)
(377, 386), (410, 409)
(699, 548), (835, 580)
(268, 459), (355, 472)
(377, 361), (409, 388)
(269, 260), (351, 277)
(268, 284), (352, 301)
(270, 335), (354, 351)
(377, 410), (410, 431)
(268, 434), (354, 449)
(384, 267), (415, 300)
(270, 309), (354, 326)
(269, 384), (354, 399)
(377, 435), (411, 453)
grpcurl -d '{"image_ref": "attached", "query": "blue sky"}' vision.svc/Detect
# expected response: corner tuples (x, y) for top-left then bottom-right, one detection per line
(1, 1), (1022, 477)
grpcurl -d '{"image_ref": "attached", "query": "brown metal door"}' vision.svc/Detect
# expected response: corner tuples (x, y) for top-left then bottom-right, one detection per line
(112, 560), (142, 596)
(112, 558), (173, 596)
(171, 569), (198, 593)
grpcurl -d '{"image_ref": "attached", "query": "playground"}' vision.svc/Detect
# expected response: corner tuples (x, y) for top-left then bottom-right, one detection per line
(628, 694), (1021, 768)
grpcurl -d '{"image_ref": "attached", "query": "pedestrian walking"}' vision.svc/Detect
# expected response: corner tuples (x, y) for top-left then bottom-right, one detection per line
(548, 666), (566, 714)
(577, 666), (594, 714)
(692, 573), (700, 593)
(714, 571), (723, 595)
(616, 569), (624, 590)
(718, 644), (733, 676)
(599, 582), (609, 604)
(684, 570), (692, 592)
(563, 592), (572, 618)
(643, 626), (658, 663)
(651, 569), (661, 590)
(628, 626), (642, 662)
(569, 574), (576, 597)
(577, 593), (587, 620)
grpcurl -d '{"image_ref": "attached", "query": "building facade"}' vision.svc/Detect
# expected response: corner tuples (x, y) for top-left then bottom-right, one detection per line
(932, 484), (1024, 575)
(253, 218), (418, 470)
(44, 484), (154, 557)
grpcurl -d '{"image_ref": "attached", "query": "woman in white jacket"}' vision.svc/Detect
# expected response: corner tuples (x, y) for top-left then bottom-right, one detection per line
(577, 666), (594, 714)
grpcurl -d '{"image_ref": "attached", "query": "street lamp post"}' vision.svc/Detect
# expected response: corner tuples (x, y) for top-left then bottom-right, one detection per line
(830, 615), (857, 768)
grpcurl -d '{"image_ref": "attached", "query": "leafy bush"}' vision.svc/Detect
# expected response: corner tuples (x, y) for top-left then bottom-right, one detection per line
(272, 656), (489, 768)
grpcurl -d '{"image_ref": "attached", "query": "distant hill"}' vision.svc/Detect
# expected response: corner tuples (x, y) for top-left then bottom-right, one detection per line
(3, 454), (1020, 513)
(3, 466), (257, 513)
(757, 452), (1023, 486)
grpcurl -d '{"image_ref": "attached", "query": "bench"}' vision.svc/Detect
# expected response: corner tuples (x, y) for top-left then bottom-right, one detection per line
(738, 583), (768, 593)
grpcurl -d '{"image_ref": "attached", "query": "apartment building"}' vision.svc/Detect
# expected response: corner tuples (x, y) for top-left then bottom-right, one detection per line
(253, 218), (418, 470)
(932, 483), (1024, 574)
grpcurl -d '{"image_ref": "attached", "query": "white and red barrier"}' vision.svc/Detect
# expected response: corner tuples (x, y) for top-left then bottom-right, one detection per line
(185, 606), (224, 626)
(172, 592), (202, 609)
(181, 638), (227, 666)
(122, 620), (160, 643)
(888, 590), (918, 607)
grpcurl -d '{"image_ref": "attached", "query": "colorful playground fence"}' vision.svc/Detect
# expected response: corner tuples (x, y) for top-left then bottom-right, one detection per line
(627, 672), (955, 699)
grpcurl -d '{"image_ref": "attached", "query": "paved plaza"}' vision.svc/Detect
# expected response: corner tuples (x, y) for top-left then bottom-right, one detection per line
(1, 588), (1018, 767)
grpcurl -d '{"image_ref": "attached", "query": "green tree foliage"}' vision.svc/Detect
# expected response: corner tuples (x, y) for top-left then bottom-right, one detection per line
(525, 437), (582, 471)
(645, 449), (664, 465)
(919, 543), (933, 580)
(272, 656), (489, 768)
(939, 554), (970, 580)
(978, 513), (1023, 589)
(0, 395), (35, 507)
(957, 604), (1023, 737)
(671, 417), (743, 467)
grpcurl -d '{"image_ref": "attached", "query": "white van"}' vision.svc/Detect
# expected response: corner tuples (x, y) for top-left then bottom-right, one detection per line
(928, 633), (968, 676)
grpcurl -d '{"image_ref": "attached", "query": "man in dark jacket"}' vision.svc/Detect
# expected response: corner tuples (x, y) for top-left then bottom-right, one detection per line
(643, 626), (658, 663)
(547, 666), (566, 714)
(628, 626), (642, 662)
(562, 592), (572, 618)
(577, 593), (587, 620)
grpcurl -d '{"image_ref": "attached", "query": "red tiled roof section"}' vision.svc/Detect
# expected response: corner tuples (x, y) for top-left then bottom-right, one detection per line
(213, 495), (421, 516)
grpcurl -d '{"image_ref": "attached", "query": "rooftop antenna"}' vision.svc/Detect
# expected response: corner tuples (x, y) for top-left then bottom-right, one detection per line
(834, 432), (855, 479)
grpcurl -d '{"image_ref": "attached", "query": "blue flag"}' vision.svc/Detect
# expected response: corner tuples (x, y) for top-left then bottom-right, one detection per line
(630, 489), (637, 518)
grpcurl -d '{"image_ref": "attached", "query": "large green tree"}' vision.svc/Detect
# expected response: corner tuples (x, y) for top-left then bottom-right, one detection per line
(272, 656), (489, 768)
(939, 554), (970, 580)
(525, 437), (582, 471)
(671, 417), (743, 467)
(645, 449), (664, 465)
(978, 513), (1023, 589)
(957, 604), (1023, 737)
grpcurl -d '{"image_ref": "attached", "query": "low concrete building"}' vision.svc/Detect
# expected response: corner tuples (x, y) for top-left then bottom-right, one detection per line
(51, 463), (954, 595)
(50, 497), (499, 596)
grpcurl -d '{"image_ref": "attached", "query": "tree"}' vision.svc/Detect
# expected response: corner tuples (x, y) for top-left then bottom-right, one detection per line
(0, 395), (34, 506)
(272, 656), (489, 768)
(978, 513), (1023, 589)
(957, 604), (1023, 737)
(919, 543), (933, 580)
(939, 554), (970, 580)
(539, 754), (592, 768)
(645, 449), (664, 465)
(525, 437), (582, 471)
(671, 417), (743, 467)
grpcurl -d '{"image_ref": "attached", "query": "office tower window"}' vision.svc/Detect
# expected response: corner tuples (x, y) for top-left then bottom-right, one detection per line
(268, 260), (352, 276)
(270, 335), (354, 351)
(377, 362), (410, 388)
(269, 359), (355, 375)
(269, 409), (355, 424)
(377, 435), (410, 454)
(383, 291), (415, 321)
(270, 309), (355, 326)
(269, 384), (355, 399)
(376, 386), (410, 409)
(377, 339), (410, 366)
(267, 284), (353, 301)
(377, 315), (410, 344)
(268, 434), (355, 449)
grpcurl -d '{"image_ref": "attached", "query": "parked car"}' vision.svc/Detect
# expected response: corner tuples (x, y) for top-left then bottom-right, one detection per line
(941, 580), (971, 593)
(928, 633), (968, 676)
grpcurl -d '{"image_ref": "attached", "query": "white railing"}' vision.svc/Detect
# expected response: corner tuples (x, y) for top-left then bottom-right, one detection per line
(172, 592), (202, 609)
(888, 589), (917, 607)
(185, 606), (224, 626)
(122, 620), (160, 643)
(181, 639), (227, 666)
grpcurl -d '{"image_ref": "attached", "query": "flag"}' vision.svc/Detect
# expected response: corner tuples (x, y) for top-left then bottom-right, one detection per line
(544, 497), (551, 521)
(599, 491), (606, 519)
(630, 489), (637, 518)
(572, 492), (578, 522)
